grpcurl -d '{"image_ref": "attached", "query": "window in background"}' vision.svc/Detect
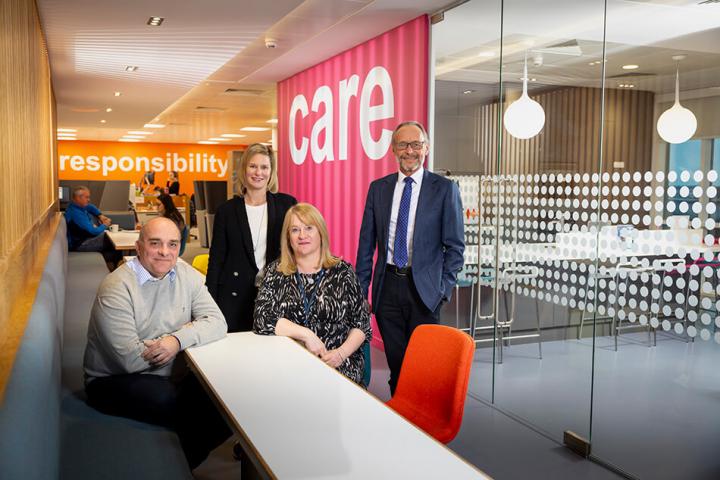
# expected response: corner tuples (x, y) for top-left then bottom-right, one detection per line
(666, 140), (702, 220)
(668, 139), (702, 185)
(713, 138), (720, 185)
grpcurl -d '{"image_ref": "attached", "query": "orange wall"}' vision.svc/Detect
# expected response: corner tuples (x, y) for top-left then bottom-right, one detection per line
(58, 140), (245, 197)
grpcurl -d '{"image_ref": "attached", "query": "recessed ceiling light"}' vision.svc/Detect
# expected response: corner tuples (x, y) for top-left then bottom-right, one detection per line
(105, 107), (112, 113)
(266, 119), (278, 124)
(114, 91), (121, 97)
(462, 90), (475, 95)
(57, 137), (76, 141)
(209, 137), (229, 141)
(147, 16), (164, 26)
(220, 133), (246, 138)
(530, 78), (537, 82)
(125, 66), (138, 72)
(622, 64), (639, 70)
(477, 51), (495, 58)
(198, 141), (218, 145)
(57, 128), (77, 133)
(127, 131), (152, 135)
(119, 138), (140, 142)
(144, 123), (165, 129)
(100, 120), (106, 123)
(240, 127), (270, 132)
(122, 135), (145, 139)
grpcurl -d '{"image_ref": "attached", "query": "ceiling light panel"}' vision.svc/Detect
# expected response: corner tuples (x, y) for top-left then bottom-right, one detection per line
(147, 16), (164, 26)
(144, 123), (165, 129)
(240, 127), (270, 132)
(221, 133), (246, 138)
(127, 131), (152, 135)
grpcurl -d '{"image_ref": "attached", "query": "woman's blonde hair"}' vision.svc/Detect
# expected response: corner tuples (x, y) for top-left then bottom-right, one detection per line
(278, 203), (340, 275)
(235, 143), (278, 194)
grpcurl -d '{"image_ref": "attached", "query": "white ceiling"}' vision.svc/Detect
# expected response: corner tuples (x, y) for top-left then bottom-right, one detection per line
(434, 0), (720, 108)
(38, 0), (452, 144)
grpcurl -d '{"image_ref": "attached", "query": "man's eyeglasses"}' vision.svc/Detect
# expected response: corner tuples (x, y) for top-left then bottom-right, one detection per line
(395, 141), (426, 151)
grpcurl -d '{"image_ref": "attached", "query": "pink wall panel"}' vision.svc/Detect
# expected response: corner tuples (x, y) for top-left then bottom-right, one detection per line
(277, 16), (429, 266)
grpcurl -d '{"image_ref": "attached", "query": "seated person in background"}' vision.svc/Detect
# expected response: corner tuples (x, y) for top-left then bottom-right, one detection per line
(158, 193), (185, 232)
(83, 217), (231, 470)
(166, 170), (180, 195)
(138, 171), (156, 194)
(64, 185), (122, 269)
(254, 203), (372, 385)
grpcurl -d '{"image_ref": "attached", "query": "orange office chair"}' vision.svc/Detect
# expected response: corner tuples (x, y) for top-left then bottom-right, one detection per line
(386, 324), (475, 444)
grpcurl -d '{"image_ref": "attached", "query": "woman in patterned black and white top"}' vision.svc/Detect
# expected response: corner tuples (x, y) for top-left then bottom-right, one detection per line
(254, 203), (371, 384)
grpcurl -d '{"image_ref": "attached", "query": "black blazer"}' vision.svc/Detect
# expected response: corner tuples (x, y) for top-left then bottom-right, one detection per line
(206, 191), (297, 332)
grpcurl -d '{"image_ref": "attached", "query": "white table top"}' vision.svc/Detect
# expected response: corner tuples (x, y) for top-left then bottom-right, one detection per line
(105, 230), (139, 250)
(186, 333), (489, 480)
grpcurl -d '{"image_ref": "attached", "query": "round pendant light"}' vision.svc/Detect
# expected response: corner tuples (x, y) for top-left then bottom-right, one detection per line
(657, 57), (697, 144)
(503, 54), (545, 140)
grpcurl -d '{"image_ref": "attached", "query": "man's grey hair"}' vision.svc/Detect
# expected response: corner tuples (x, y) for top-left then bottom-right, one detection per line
(71, 186), (90, 199)
(391, 121), (429, 145)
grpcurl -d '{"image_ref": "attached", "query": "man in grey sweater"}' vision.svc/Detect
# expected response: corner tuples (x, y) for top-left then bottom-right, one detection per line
(83, 217), (230, 470)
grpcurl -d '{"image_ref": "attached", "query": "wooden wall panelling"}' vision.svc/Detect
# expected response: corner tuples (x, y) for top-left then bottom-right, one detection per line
(0, 0), (58, 400)
(472, 86), (654, 178)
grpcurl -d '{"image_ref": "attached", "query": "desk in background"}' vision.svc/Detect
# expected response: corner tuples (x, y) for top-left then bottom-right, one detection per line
(105, 230), (139, 251)
(186, 333), (489, 480)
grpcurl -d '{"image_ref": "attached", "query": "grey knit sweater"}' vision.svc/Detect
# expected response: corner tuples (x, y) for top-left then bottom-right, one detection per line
(83, 260), (227, 382)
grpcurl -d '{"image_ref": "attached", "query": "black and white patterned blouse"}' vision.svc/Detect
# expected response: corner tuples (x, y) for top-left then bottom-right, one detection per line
(253, 259), (372, 384)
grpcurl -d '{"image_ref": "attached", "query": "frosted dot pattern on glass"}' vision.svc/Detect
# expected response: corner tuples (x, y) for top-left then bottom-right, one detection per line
(451, 170), (720, 344)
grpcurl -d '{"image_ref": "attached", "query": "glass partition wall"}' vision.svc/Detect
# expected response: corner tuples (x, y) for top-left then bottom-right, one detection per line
(433, 1), (720, 478)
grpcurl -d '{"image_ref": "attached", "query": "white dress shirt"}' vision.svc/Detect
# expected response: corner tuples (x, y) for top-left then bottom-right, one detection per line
(387, 167), (424, 266)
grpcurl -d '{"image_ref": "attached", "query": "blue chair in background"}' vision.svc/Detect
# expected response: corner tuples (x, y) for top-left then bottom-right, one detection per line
(179, 225), (190, 256)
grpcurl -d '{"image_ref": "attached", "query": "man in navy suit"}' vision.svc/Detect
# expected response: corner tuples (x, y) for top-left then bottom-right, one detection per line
(356, 121), (465, 395)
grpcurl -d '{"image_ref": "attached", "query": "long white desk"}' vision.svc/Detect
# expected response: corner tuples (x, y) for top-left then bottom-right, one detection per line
(186, 333), (490, 480)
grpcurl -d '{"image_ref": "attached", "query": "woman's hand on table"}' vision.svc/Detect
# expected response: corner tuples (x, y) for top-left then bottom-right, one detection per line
(302, 329), (327, 357)
(321, 348), (346, 368)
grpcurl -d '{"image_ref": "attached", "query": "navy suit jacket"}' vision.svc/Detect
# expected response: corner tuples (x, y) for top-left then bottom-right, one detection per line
(356, 169), (465, 313)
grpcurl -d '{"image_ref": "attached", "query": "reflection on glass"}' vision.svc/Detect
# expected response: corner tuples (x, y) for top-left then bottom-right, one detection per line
(433, 0), (720, 477)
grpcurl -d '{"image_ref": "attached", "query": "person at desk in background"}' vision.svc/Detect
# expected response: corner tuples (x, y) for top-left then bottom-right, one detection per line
(356, 121), (465, 395)
(254, 203), (372, 385)
(65, 185), (123, 270)
(158, 193), (185, 232)
(166, 170), (180, 195)
(206, 143), (296, 332)
(138, 171), (156, 194)
(158, 193), (188, 255)
(83, 217), (231, 470)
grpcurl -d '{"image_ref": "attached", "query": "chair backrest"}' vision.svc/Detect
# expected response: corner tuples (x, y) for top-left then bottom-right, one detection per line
(192, 253), (209, 275)
(388, 324), (475, 444)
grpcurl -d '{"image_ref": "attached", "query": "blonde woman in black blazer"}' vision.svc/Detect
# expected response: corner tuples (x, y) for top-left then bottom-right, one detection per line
(206, 143), (297, 332)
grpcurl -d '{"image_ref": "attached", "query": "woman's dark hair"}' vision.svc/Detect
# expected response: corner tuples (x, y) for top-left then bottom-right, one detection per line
(158, 194), (185, 231)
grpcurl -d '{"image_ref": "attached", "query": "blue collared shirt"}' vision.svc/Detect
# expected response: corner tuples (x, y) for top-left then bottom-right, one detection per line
(128, 256), (176, 285)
